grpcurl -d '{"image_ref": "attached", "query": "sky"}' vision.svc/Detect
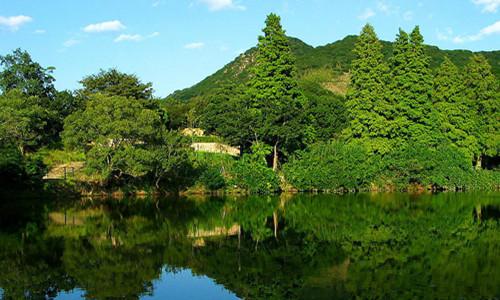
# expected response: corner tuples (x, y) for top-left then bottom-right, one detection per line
(1, 0), (500, 98)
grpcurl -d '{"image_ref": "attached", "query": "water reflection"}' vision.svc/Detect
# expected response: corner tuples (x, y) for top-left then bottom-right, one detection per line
(0, 191), (499, 299)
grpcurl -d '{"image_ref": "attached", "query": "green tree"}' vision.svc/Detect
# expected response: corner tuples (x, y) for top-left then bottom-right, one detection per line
(62, 94), (162, 184)
(462, 54), (500, 168)
(432, 57), (478, 161)
(233, 142), (281, 193)
(0, 48), (56, 102)
(201, 84), (253, 146)
(343, 24), (392, 154)
(299, 80), (347, 142)
(0, 49), (63, 143)
(79, 68), (154, 101)
(62, 94), (192, 189)
(388, 27), (441, 148)
(0, 89), (57, 155)
(147, 130), (194, 191)
(248, 13), (306, 171)
(53, 90), (81, 119)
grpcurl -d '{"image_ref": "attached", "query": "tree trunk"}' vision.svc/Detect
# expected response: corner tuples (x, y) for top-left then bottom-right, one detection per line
(476, 156), (482, 170)
(273, 143), (278, 172)
(273, 211), (278, 239)
(18, 144), (25, 156)
(238, 226), (241, 252)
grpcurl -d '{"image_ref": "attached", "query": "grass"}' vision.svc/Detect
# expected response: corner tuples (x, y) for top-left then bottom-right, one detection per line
(38, 147), (86, 169)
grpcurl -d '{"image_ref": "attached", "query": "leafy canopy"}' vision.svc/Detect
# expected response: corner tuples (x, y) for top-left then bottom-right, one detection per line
(79, 68), (153, 101)
(0, 48), (56, 102)
(248, 13), (306, 169)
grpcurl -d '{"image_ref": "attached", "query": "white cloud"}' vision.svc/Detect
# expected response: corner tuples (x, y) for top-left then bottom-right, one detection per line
(34, 29), (46, 34)
(220, 45), (229, 51)
(84, 20), (125, 33)
(63, 39), (80, 48)
(437, 31), (448, 41)
(472, 0), (500, 12)
(183, 42), (205, 49)
(377, 2), (389, 14)
(0, 15), (33, 32)
(452, 35), (482, 43)
(403, 11), (413, 21)
(480, 20), (500, 34)
(198, 0), (245, 11)
(115, 34), (143, 42)
(114, 32), (159, 42)
(358, 8), (375, 20)
(439, 21), (500, 44)
(152, 1), (165, 7)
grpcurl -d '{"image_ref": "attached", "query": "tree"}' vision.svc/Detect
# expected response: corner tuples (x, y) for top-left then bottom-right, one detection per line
(388, 27), (441, 149)
(0, 48), (56, 102)
(0, 49), (63, 142)
(300, 80), (347, 142)
(343, 24), (392, 154)
(62, 94), (161, 184)
(62, 94), (192, 189)
(248, 13), (306, 171)
(201, 84), (253, 146)
(79, 68), (153, 101)
(53, 90), (81, 119)
(0, 89), (57, 155)
(462, 54), (500, 168)
(432, 57), (479, 161)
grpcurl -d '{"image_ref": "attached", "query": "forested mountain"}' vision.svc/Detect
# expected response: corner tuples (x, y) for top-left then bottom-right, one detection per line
(1, 15), (498, 195)
(166, 35), (500, 103)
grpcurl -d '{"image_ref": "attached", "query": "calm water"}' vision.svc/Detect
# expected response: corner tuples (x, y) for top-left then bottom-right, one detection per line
(0, 191), (499, 299)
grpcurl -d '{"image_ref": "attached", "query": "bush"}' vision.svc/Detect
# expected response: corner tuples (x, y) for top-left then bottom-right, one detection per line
(232, 142), (280, 193)
(232, 158), (280, 193)
(200, 167), (226, 191)
(284, 141), (377, 191)
(0, 147), (47, 192)
(284, 140), (499, 191)
(379, 143), (476, 190)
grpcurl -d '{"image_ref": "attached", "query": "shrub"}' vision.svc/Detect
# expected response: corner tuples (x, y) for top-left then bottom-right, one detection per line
(284, 140), (377, 191)
(200, 167), (226, 191)
(232, 142), (280, 193)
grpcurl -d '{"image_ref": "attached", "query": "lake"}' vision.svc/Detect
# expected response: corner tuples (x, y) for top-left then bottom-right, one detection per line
(0, 191), (499, 299)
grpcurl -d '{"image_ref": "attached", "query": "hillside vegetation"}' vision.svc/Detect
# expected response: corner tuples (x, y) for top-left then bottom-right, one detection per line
(1, 16), (498, 195)
(166, 35), (500, 103)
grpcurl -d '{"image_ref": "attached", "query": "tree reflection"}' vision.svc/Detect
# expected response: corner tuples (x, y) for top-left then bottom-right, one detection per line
(0, 192), (498, 299)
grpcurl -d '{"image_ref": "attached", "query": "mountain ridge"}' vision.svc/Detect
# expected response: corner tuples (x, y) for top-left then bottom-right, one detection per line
(166, 35), (500, 103)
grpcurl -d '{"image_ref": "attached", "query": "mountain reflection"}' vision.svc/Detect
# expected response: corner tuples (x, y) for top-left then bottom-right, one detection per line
(0, 192), (499, 299)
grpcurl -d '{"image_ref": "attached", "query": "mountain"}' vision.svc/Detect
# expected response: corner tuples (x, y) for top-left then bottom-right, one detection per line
(166, 35), (500, 103)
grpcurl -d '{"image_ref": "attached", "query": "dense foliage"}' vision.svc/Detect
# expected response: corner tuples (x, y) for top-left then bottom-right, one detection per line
(247, 13), (307, 171)
(62, 93), (193, 191)
(165, 34), (500, 104)
(0, 192), (499, 298)
(0, 15), (498, 195)
(284, 24), (499, 191)
(0, 147), (46, 196)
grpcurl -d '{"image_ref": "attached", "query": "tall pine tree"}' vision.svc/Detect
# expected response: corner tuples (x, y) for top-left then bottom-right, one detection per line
(389, 27), (441, 149)
(432, 57), (478, 161)
(248, 13), (305, 171)
(344, 23), (392, 154)
(463, 54), (500, 168)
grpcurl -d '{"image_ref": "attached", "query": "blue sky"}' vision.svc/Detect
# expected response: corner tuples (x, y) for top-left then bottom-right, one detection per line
(1, 0), (499, 98)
